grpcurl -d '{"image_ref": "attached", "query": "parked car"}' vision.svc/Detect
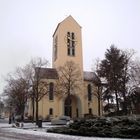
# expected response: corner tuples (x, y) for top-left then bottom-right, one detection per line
(0, 114), (5, 119)
(15, 115), (22, 122)
(51, 116), (71, 125)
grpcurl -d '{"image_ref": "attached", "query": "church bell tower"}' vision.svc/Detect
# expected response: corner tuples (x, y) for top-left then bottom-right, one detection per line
(52, 15), (83, 76)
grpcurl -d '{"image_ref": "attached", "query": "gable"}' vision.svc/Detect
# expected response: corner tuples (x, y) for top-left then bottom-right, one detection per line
(53, 15), (81, 37)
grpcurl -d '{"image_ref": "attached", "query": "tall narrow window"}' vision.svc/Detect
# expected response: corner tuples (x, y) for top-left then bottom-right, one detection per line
(54, 36), (58, 61)
(76, 108), (79, 117)
(72, 32), (75, 39)
(49, 82), (54, 100)
(67, 32), (75, 56)
(49, 108), (53, 115)
(88, 84), (92, 101)
(89, 108), (92, 114)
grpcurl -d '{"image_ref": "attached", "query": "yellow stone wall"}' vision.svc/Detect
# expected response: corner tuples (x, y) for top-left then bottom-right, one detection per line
(83, 81), (99, 115)
(52, 16), (83, 79)
(28, 80), (101, 119)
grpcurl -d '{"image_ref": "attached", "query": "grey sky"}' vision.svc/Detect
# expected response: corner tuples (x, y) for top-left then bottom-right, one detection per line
(0, 0), (140, 94)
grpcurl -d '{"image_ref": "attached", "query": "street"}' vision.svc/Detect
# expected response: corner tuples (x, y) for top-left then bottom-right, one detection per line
(0, 118), (60, 140)
(0, 128), (51, 140)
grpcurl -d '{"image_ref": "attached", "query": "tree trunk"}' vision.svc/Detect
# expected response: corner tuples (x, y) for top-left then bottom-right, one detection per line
(67, 87), (71, 117)
(122, 92), (127, 115)
(67, 94), (71, 117)
(21, 114), (24, 122)
(122, 75), (128, 115)
(32, 97), (35, 122)
(21, 105), (25, 122)
(115, 91), (119, 114)
(36, 99), (38, 125)
(97, 86), (101, 116)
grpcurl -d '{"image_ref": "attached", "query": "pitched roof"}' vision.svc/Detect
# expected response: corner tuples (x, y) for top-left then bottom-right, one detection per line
(35, 67), (58, 79)
(36, 68), (100, 83)
(83, 71), (100, 83)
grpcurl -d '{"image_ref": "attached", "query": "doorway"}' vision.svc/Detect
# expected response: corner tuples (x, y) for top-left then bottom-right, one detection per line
(64, 97), (72, 117)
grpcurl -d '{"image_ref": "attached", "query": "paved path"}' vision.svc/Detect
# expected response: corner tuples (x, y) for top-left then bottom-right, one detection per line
(0, 128), (53, 140)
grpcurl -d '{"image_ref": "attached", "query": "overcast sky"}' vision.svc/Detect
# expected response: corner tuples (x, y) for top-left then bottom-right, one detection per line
(0, 0), (140, 94)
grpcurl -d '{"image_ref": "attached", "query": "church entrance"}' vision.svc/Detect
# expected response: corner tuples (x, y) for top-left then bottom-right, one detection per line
(64, 95), (81, 118)
(64, 96), (72, 117)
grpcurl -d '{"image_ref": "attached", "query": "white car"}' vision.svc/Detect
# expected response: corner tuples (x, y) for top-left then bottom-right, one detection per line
(0, 114), (5, 119)
(51, 116), (70, 125)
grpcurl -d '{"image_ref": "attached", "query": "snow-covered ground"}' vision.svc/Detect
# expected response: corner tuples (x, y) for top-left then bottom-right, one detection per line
(0, 120), (136, 140)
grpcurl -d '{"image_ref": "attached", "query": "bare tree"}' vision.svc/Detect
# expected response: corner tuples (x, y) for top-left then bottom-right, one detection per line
(92, 58), (105, 116)
(130, 58), (140, 88)
(119, 49), (135, 114)
(27, 57), (49, 123)
(56, 61), (82, 116)
(0, 98), (4, 117)
(128, 58), (140, 113)
(4, 73), (28, 122)
(3, 57), (49, 124)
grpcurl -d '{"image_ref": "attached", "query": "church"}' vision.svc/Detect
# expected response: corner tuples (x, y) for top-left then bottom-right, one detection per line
(28, 15), (102, 119)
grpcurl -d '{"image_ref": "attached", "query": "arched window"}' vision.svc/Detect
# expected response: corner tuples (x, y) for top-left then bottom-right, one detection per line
(88, 84), (92, 101)
(49, 108), (53, 115)
(64, 96), (72, 117)
(89, 108), (92, 114)
(49, 82), (54, 100)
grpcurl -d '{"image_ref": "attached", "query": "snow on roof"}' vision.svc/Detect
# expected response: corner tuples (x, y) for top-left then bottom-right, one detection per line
(84, 71), (100, 83)
(35, 67), (58, 79)
(35, 68), (100, 83)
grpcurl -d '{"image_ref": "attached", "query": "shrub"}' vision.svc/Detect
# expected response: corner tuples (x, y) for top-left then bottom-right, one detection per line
(47, 115), (140, 138)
